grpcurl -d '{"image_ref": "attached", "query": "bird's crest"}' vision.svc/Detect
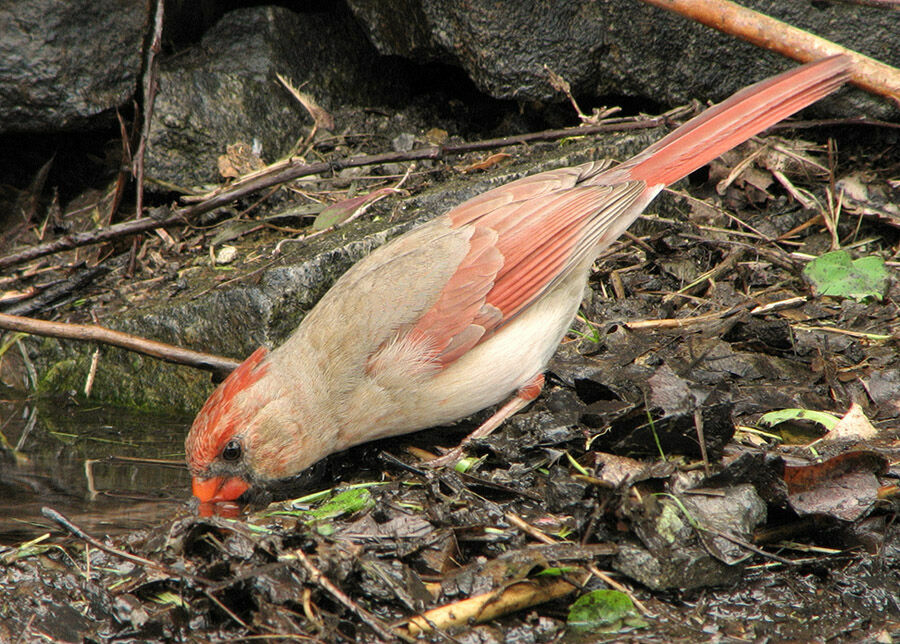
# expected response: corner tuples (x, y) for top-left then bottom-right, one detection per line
(185, 346), (269, 474)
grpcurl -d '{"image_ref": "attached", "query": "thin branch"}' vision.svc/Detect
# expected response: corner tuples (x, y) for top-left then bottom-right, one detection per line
(133, 0), (165, 219)
(0, 312), (241, 376)
(0, 118), (669, 271)
(624, 302), (750, 330)
(3, 265), (109, 316)
(640, 0), (900, 104)
(41, 506), (209, 583)
(0, 207), (183, 270)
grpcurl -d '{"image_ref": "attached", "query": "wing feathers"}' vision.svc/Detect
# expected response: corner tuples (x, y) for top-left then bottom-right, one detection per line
(364, 57), (850, 378)
(370, 173), (646, 375)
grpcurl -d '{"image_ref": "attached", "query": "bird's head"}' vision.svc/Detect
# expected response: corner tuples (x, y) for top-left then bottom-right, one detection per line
(185, 347), (271, 505)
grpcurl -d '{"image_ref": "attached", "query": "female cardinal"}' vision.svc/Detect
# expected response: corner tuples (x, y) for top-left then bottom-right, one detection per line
(187, 55), (850, 505)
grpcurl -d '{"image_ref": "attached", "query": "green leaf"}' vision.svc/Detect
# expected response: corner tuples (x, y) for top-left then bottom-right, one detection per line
(567, 589), (648, 632)
(270, 487), (376, 522)
(304, 488), (375, 521)
(758, 408), (840, 431)
(535, 566), (576, 577)
(802, 250), (887, 302)
(454, 456), (479, 473)
(312, 187), (395, 231)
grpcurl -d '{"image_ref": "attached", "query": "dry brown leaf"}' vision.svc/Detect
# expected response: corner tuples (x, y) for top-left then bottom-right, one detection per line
(277, 72), (334, 131)
(217, 141), (266, 179)
(425, 127), (448, 145)
(822, 402), (878, 442)
(458, 152), (512, 173)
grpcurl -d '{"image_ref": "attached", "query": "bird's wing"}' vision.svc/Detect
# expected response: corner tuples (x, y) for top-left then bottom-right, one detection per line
(384, 163), (646, 368)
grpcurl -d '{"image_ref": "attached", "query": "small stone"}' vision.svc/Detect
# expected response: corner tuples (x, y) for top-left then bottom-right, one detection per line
(392, 132), (416, 152)
(215, 245), (238, 265)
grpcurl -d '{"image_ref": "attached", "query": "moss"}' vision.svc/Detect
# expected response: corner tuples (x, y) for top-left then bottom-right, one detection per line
(29, 339), (214, 415)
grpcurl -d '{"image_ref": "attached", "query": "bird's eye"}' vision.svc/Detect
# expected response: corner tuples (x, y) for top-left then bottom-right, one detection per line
(221, 439), (242, 461)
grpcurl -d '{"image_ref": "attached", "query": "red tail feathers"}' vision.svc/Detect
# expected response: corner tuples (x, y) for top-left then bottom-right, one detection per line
(611, 55), (851, 188)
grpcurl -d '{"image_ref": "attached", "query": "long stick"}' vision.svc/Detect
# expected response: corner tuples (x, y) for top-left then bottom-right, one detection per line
(0, 312), (240, 375)
(641, 0), (900, 104)
(0, 118), (668, 271)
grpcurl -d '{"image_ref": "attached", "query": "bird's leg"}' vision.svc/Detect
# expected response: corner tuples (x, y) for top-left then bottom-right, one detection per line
(425, 373), (545, 468)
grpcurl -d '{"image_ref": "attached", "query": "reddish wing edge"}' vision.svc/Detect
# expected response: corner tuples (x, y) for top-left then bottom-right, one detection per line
(395, 55), (851, 373)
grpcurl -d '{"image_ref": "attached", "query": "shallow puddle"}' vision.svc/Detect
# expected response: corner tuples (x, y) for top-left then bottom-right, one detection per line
(0, 388), (191, 544)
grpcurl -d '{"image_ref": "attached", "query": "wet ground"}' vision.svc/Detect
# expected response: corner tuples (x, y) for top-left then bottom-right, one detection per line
(0, 393), (190, 544)
(1, 95), (899, 642)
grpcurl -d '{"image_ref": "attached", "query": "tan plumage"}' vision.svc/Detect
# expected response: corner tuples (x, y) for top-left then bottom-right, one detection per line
(186, 56), (851, 505)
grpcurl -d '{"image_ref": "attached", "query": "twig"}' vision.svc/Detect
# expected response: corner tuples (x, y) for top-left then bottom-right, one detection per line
(0, 118), (667, 271)
(694, 408), (710, 476)
(83, 348), (100, 397)
(0, 207), (183, 270)
(708, 528), (796, 565)
(3, 265), (109, 316)
(665, 187), (774, 242)
(665, 247), (746, 301)
(41, 506), (208, 582)
(640, 0), (900, 104)
(625, 302), (750, 330)
(750, 296), (807, 315)
(401, 576), (586, 637)
(772, 117), (900, 131)
(204, 589), (250, 629)
(280, 547), (407, 643)
(791, 324), (892, 341)
(505, 512), (556, 545)
(0, 312), (241, 376)
(133, 0), (165, 219)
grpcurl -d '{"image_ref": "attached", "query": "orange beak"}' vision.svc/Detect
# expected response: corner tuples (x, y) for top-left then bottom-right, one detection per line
(191, 475), (250, 503)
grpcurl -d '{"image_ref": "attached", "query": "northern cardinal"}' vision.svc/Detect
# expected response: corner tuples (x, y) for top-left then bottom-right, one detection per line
(187, 56), (850, 505)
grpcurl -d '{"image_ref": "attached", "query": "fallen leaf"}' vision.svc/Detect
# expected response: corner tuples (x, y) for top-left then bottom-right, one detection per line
(836, 172), (900, 230)
(459, 152), (511, 173)
(783, 451), (888, 521)
(567, 589), (647, 632)
(425, 128), (448, 145)
(312, 187), (396, 231)
(758, 408), (840, 431)
(277, 73), (334, 130)
(217, 141), (266, 179)
(802, 250), (888, 302)
(822, 403), (878, 442)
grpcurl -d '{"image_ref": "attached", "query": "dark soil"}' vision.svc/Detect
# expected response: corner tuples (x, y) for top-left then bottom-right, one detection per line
(1, 96), (899, 642)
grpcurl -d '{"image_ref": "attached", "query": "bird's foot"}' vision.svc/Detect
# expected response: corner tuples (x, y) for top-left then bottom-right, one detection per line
(420, 373), (545, 470)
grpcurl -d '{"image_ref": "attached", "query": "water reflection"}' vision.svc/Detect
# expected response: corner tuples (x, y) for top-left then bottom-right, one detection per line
(0, 388), (191, 544)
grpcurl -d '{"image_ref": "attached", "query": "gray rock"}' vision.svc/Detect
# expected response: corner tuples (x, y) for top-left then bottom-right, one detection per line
(613, 485), (767, 589)
(613, 541), (742, 591)
(145, 5), (401, 189)
(347, 0), (898, 117)
(0, 0), (146, 132)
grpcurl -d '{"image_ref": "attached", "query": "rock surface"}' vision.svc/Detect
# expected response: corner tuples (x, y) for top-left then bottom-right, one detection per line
(146, 5), (410, 189)
(347, 0), (898, 117)
(0, 0), (147, 132)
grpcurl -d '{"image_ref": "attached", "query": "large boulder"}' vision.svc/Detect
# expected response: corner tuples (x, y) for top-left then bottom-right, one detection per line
(346, 0), (897, 117)
(0, 0), (147, 132)
(145, 5), (408, 189)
